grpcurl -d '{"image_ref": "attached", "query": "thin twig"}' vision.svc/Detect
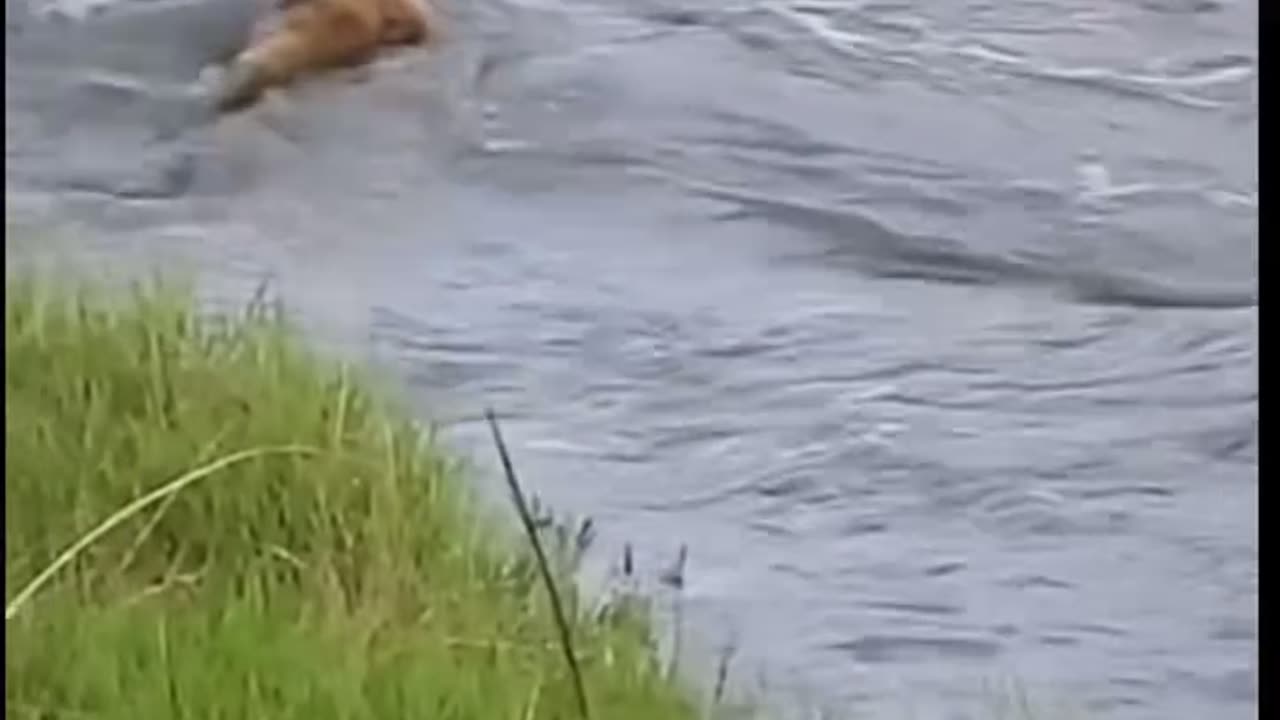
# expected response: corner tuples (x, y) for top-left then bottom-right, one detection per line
(662, 544), (688, 681)
(245, 273), (275, 321)
(485, 408), (591, 720)
(712, 637), (737, 706)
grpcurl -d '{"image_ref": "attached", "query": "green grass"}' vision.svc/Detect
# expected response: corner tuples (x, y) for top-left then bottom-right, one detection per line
(5, 272), (740, 720)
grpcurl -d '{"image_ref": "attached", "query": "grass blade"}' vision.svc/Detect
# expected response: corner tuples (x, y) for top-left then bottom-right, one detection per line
(5, 445), (318, 622)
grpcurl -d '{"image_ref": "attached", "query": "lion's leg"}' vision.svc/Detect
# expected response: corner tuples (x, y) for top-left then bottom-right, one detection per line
(217, 4), (381, 111)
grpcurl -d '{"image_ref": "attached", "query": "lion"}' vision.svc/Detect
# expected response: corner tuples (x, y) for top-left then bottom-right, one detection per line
(215, 0), (437, 111)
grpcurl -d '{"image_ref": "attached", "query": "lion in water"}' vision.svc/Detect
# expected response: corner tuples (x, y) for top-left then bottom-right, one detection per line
(216, 0), (437, 111)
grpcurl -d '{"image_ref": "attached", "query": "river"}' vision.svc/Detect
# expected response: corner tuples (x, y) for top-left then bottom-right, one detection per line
(4, 1), (1257, 718)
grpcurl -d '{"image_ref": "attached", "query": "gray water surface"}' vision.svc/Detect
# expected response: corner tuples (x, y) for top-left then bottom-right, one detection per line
(5, 1), (1257, 718)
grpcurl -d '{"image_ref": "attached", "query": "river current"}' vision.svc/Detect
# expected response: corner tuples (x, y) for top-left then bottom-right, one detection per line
(5, 1), (1257, 718)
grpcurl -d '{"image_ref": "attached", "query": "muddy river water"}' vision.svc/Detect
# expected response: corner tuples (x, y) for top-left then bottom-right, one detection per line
(5, 1), (1257, 718)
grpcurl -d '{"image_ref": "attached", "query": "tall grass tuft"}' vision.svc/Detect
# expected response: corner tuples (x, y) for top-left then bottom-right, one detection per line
(5, 272), (725, 720)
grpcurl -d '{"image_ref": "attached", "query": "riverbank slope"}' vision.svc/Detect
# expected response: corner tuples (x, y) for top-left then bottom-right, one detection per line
(5, 272), (730, 719)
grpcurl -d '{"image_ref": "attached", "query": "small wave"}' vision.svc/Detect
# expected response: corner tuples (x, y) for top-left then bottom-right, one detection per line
(8, 0), (256, 80)
(1064, 271), (1257, 310)
(737, 1), (1255, 111)
(659, 172), (1256, 310)
(830, 634), (1003, 663)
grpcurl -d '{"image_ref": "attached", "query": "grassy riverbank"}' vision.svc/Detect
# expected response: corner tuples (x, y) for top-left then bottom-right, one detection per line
(5, 273), (734, 719)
